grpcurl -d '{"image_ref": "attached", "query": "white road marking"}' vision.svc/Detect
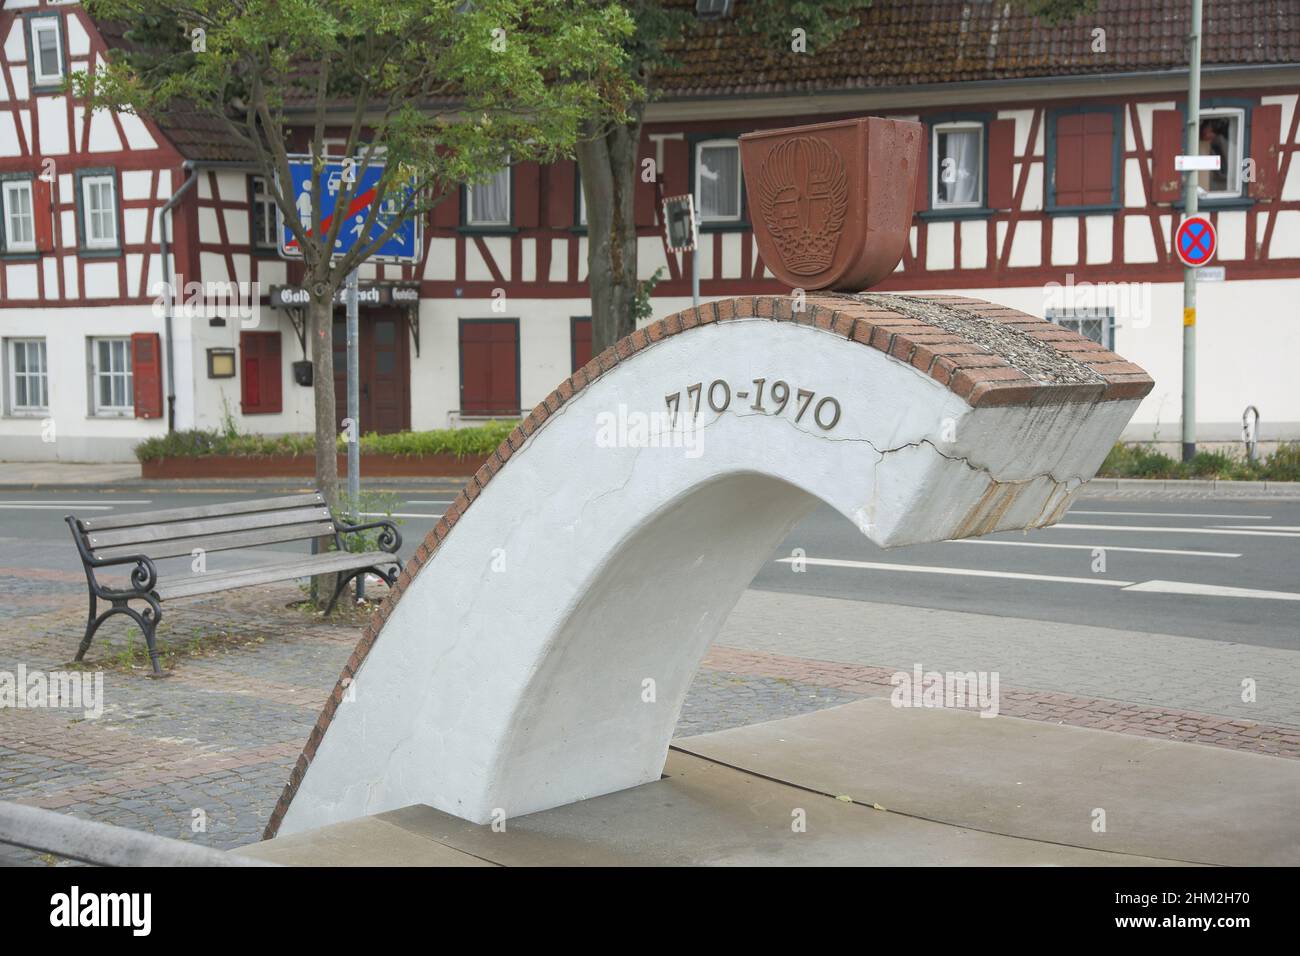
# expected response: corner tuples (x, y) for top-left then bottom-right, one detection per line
(1051, 523), (1300, 538)
(1212, 525), (1300, 532)
(774, 556), (1133, 587)
(1123, 580), (1300, 602)
(0, 504), (115, 510)
(951, 539), (1240, 558)
(1071, 510), (1271, 520)
(0, 500), (153, 508)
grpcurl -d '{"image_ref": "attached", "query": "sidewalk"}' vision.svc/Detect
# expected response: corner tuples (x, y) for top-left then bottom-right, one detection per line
(1, 578), (1295, 864)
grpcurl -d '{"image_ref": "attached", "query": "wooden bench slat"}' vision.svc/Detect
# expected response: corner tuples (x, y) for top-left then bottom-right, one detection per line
(154, 550), (398, 600)
(84, 506), (334, 549)
(79, 493), (325, 532)
(92, 521), (337, 562)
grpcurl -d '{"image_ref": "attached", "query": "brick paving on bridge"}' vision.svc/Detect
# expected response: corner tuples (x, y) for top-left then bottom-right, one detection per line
(1, 575), (1296, 863)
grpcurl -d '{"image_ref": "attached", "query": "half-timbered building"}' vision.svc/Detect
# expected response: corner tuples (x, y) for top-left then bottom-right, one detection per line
(2, 0), (1298, 461)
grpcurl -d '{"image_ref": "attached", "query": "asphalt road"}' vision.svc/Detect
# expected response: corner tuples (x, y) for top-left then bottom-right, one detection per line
(3, 483), (1297, 650)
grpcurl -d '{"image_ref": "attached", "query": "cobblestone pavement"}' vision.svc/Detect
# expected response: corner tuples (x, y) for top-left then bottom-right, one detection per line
(2, 577), (1295, 865)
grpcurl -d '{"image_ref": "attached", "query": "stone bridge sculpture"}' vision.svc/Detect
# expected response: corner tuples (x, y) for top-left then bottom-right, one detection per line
(266, 118), (1153, 838)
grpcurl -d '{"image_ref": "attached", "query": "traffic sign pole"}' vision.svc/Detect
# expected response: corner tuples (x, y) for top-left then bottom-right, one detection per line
(345, 267), (363, 602)
(1181, 0), (1203, 463)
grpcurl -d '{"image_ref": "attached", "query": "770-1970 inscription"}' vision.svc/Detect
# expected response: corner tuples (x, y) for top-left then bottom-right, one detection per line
(665, 378), (842, 431)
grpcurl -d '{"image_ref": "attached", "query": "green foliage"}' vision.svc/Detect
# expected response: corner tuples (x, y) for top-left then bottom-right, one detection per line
(78, 0), (638, 275)
(1099, 442), (1300, 481)
(736, 0), (872, 52)
(1010, 0), (1099, 24)
(134, 421), (517, 462)
(633, 266), (665, 324)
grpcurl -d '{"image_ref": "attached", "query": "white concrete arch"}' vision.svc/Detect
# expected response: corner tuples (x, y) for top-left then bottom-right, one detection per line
(275, 311), (1143, 836)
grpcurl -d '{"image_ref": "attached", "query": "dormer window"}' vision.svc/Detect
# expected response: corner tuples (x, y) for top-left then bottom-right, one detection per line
(695, 0), (734, 19)
(29, 16), (64, 87)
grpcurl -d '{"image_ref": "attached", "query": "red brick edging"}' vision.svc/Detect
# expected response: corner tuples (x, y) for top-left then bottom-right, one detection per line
(262, 294), (1155, 839)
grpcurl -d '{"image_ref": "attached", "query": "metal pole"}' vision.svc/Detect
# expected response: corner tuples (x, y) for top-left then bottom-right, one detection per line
(691, 204), (702, 308)
(1181, 0), (1203, 463)
(346, 268), (363, 602)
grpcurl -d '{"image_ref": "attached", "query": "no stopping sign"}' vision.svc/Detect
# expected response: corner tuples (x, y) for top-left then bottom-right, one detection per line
(1175, 216), (1217, 268)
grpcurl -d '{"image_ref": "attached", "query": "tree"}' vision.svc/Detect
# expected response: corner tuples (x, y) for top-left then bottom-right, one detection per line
(80, 0), (635, 512)
(577, 1), (870, 354)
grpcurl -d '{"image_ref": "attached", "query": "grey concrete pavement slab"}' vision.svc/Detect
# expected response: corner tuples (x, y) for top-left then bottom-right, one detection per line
(675, 698), (1300, 866)
(233, 815), (496, 867)
(238, 751), (1183, 867)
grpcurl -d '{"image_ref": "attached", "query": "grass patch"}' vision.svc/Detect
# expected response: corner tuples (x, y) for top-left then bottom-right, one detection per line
(1099, 441), (1300, 481)
(135, 420), (516, 462)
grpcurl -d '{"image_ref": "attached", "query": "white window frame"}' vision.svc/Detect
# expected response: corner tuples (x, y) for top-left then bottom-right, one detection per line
(80, 173), (118, 250)
(1047, 307), (1115, 351)
(931, 122), (986, 210)
(2, 179), (36, 253)
(7, 338), (48, 414)
(694, 139), (742, 223)
(1198, 107), (1245, 200)
(90, 337), (133, 416)
(465, 163), (512, 227)
(251, 176), (277, 249)
(29, 17), (63, 86)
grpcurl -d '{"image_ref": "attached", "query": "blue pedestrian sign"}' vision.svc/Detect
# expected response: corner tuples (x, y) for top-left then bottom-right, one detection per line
(277, 156), (422, 263)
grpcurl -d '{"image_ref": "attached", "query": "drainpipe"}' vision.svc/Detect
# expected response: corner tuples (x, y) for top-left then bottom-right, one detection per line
(160, 161), (198, 433)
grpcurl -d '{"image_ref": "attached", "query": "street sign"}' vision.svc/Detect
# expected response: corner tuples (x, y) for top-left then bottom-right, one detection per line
(663, 194), (698, 253)
(277, 156), (421, 263)
(1175, 154), (1221, 171)
(1196, 265), (1226, 282)
(1175, 215), (1216, 268)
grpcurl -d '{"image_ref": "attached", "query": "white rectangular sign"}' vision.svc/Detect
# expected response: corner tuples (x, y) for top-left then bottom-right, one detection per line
(1196, 266), (1226, 282)
(1175, 154), (1221, 171)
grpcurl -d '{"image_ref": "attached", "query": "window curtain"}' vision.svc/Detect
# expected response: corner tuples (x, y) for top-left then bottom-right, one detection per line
(699, 145), (739, 218)
(472, 167), (510, 223)
(939, 130), (980, 205)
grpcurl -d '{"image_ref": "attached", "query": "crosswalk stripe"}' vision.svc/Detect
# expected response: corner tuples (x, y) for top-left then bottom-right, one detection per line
(1051, 523), (1300, 538)
(1123, 580), (1300, 601)
(951, 539), (1240, 558)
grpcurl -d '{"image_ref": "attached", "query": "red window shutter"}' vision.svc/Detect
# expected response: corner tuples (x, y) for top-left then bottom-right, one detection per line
(986, 118), (1016, 209)
(660, 138), (689, 201)
(240, 331), (282, 414)
(548, 159), (576, 226)
(571, 317), (592, 373)
(1249, 103), (1283, 201)
(1151, 109), (1184, 203)
(459, 321), (518, 415)
(33, 177), (54, 251)
(912, 123), (929, 213)
(634, 137), (658, 227)
(432, 183), (460, 228)
(513, 162), (540, 228)
(1055, 112), (1115, 207)
(131, 333), (163, 420)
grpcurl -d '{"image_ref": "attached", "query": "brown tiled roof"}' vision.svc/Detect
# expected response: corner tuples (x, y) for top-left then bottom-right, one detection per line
(656, 0), (1300, 99)
(94, 20), (256, 163)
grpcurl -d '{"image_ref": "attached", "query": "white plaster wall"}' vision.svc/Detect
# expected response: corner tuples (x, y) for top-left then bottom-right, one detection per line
(918, 278), (1300, 441)
(279, 317), (1138, 835)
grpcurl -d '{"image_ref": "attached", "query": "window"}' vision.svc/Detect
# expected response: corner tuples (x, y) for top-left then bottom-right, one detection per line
(696, 0), (733, 18)
(29, 17), (63, 86)
(1197, 108), (1245, 199)
(576, 170), (587, 227)
(2, 179), (36, 253)
(1048, 307), (1114, 351)
(7, 339), (48, 412)
(696, 140), (742, 222)
(932, 122), (984, 209)
(91, 337), (133, 415)
(1052, 110), (1118, 208)
(467, 165), (511, 226)
(251, 177), (277, 250)
(79, 172), (118, 250)
(459, 320), (519, 416)
(571, 316), (592, 372)
(240, 331), (282, 414)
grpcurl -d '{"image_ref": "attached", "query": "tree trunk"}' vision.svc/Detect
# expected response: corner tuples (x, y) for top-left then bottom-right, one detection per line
(308, 290), (340, 608)
(576, 107), (644, 354)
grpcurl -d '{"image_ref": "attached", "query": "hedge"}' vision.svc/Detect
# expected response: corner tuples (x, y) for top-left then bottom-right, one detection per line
(135, 421), (517, 463)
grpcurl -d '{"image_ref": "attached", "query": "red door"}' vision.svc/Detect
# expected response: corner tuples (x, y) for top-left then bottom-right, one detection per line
(459, 320), (519, 416)
(333, 310), (411, 433)
(571, 317), (592, 373)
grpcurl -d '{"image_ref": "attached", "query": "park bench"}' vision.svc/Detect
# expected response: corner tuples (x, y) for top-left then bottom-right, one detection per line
(65, 492), (402, 677)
